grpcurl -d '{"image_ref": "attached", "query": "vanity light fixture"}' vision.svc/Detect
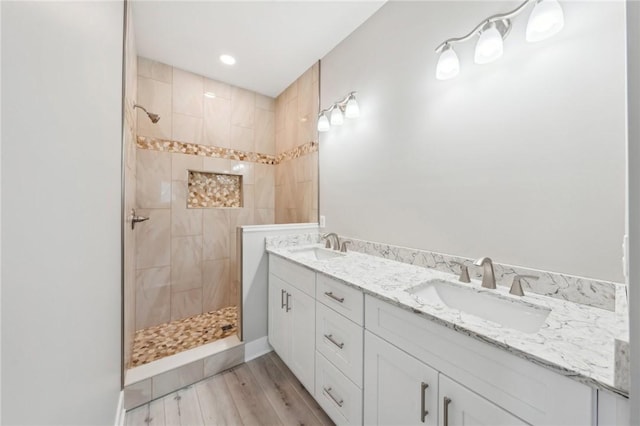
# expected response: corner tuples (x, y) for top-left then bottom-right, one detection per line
(317, 91), (359, 133)
(435, 0), (565, 79)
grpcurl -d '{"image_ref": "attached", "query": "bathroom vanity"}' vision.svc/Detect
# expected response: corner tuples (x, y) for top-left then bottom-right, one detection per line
(266, 237), (629, 426)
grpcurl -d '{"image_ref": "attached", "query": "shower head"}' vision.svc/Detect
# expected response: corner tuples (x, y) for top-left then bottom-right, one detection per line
(133, 104), (160, 124)
(147, 112), (160, 123)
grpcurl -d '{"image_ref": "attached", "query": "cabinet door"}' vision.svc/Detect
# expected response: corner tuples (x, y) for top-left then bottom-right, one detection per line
(268, 274), (289, 362)
(364, 331), (439, 426)
(288, 286), (316, 394)
(438, 375), (527, 426)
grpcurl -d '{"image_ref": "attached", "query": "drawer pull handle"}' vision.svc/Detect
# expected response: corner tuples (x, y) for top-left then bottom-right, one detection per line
(443, 397), (452, 426)
(285, 292), (291, 312)
(281, 289), (286, 309)
(324, 334), (344, 349)
(420, 382), (429, 422)
(324, 291), (345, 303)
(323, 387), (344, 407)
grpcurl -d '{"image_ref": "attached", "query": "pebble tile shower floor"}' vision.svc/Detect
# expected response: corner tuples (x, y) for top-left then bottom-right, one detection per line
(130, 306), (238, 367)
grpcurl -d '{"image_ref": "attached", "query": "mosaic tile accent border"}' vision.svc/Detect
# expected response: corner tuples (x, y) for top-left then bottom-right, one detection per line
(137, 136), (318, 165)
(265, 233), (621, 311)
(188, 170), (242, 208)
(276, 141), (318, 163)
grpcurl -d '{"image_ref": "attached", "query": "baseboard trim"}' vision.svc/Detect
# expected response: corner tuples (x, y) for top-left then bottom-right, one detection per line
(114, 390), (125, 426)
(244, 336), (273, 362)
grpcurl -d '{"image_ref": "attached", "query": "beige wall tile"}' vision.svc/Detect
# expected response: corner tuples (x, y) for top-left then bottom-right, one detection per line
(255, 164), (275, 209)
(124, 378), (152, 410)
(136, 209), (171, 269)
(275, 97), (285, 133)
(137, 57), (172, 83)
(230, 161), (253, 185)
(136, 149), (172, 208)
(255, 208), (275, 225)
(230, 125), (254, 152)
(137, 77), (172, 139)
(204, 78), (230, 100)
(228, 209), (254, 232)
(230, 87), (255, 128)
(284, 98), (298, 153)
(171, 181), (202, 237)
(202, 157), (231, 173)
(255, 94), (275, 112)
(172, 113), (203, 144)
(202, 258), (230, 312)
(171, 236), (203, 292)
(170, 288), (203, 322)
(138, 57), (152, 78)
(173, 68), (203, 117)
(152, 360), (204, 399)
(135, 266), (171, 330)
(172, 153), (203, 181)
(243, 184), (255, 209)
(254, 108), (275, 155)
(297, 67), (314, 119)
(204, 96), (231, 148)
(203, 209), (229, 261)
(203, 345), (244, 378)
(283, 80), (298, 102)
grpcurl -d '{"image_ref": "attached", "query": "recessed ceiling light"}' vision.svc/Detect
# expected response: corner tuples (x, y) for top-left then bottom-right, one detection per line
(219, 54), (236, 65)
(204, 92), (216, 98)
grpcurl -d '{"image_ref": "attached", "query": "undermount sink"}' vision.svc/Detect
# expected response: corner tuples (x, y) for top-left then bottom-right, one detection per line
(407, 279), (551, 333)
(289, 246), (346, 261)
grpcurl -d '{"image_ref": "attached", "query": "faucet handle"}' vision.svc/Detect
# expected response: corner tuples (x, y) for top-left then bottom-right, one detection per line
(321, 233), (332, 249)
(510, 274), (539, 296)
(451, 261), (471, 283)
(340, 240), (352, 253)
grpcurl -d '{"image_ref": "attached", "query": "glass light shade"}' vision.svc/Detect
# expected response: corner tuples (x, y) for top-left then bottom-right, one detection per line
(526, 0), (564, 42)
(436, 46), (460, 80)
(330, 107), (344, 126)
(317, 114), (330, 132)
(474, 25), (504, 64)
(345, 97), (360, 118)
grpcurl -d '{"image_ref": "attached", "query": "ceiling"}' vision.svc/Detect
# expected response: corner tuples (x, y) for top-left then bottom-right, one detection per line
(132, 1), (386, 98)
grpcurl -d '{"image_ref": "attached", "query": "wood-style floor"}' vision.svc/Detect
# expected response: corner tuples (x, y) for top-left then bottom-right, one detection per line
(125, 352), (334, 426)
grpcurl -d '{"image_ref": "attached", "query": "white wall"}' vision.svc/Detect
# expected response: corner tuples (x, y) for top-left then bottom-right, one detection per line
(320, 1), (627, 283)
(1, 2), (123, 424)
(626, 1), (639, 423)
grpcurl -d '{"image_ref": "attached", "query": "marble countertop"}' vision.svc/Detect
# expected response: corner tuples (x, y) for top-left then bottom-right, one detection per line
(267, 243), (629, 397)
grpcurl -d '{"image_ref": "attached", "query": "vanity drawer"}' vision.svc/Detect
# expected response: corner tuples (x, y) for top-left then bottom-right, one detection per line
(269, 254), (315, 297)
(317, 274), (364, 325)
(316, 302), (364, 387)
(315, 352), (363, 426)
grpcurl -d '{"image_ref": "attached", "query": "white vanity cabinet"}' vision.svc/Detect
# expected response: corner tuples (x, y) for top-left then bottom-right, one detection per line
(438, 375), (527, 426)
(267, 257), (316, 394)
(364, 295), (594, 426)
(364, 331), (439, 426)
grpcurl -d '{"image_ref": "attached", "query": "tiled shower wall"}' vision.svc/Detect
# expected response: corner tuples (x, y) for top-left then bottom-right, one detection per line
(275, 63), (319, 224)
(123, 3), (138, 368)
(134, 57), (276, 332)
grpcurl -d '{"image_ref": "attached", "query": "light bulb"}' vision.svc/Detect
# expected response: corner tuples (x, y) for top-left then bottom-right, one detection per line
(475, 24), (504, 64)
(330, 107), (344, 126)
(317, 114), (330, 132)
(436, 46), (460, 80)
(345, 96), (360, 118)
(526, 0), (564, 42)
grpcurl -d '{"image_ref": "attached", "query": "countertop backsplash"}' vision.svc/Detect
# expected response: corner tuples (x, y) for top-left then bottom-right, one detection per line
(266, 232), (624, 312)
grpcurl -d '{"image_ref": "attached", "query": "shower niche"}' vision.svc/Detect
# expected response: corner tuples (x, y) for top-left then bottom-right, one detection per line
(187, 170), (243, 208)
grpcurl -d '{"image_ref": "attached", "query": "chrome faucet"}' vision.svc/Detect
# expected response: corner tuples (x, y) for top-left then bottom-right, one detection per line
(321, 233), (341, 251)
(473, 257), (496, 289)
